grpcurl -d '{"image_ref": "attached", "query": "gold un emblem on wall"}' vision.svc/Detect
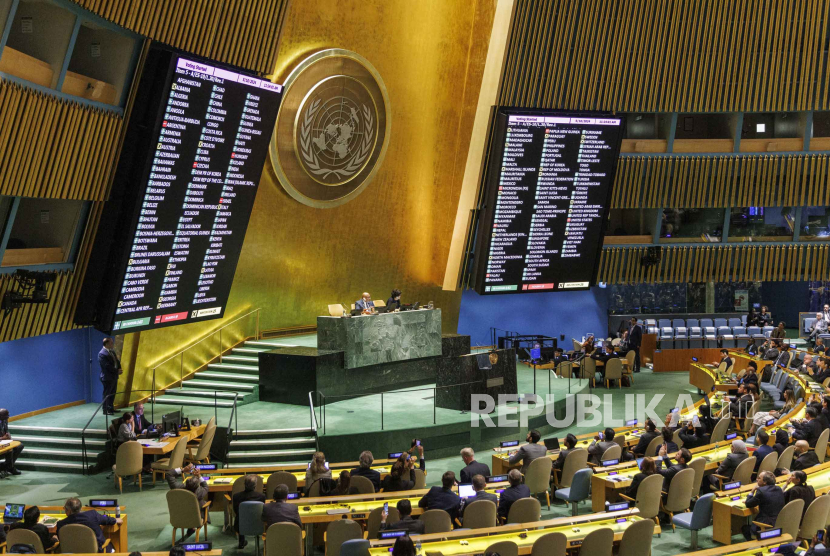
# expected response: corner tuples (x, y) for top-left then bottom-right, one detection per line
(270, 49), (391, 208)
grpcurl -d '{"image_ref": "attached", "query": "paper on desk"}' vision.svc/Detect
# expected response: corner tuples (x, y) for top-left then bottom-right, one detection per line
(0, 440), (11, 446)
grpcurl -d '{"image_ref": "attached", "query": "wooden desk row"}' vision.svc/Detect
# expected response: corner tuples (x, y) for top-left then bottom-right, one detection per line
(205, 462), (398, 493)
(138, 424), (207, 456)
(0, 505), (128, 552)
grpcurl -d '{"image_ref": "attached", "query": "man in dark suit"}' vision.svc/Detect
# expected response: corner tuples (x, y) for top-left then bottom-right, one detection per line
(628, 317), (642, 373)
(761, 340), (780, 362)
(354, 292), (375, 313)
(0, 408), (23, 476)
(588, 428), (618, 465)
(461, 475), (499, 521)
(497, 469), (530, 521)
(418, 471), (461, 523)
(656, 447), (691, 494)
(165, 464), (209, 506)
(813, 358), (830, 385)
(791, 440), (820, 471)
(631, 420), (660, 457)
(379, 499), (425, 536)
(262, 484), (302, 529)
(742, 471), (785, 540)
(740, 362), (759, 389)
(508, 430), (546, 473)
(351, 451), (381, 491)
(728, 384), (754, 421)
(713, 349), (734, 371)
(792, 407), (823, 447)
(707, 440), (749, 491)
(57, 497), (120, 553)
(233, 474), (266, 549)
(130, 403), (152, 433)
(98, 338), (122, 415)
(459, 447), (490, 484)
(753, 431), (774, 473)
(553, 434), (578, 472)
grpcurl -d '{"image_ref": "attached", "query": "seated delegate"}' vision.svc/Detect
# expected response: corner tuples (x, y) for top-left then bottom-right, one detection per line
(57, 497), (121, 553)
(355, 292), (375, 313)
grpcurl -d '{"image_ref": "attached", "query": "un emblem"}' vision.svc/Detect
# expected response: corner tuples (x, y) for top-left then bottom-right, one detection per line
(270, 50), (391, 208)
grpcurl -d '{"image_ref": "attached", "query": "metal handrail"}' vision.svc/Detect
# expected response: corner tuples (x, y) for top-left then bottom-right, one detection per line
(308, 391), (319, 433)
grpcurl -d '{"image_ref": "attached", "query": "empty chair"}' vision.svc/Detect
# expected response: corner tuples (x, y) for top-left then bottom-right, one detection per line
(349, 475), (375, 494)
(338, 539), (370, 556)
(239, 501), (264, 556)
(704, 327), (718, 348)
(658, 319), (671, 329)
(700, 318), (714, 328)
(686, 318), (700, 328)
(814, 428), (830, 463)
(733, 326), (748, 339)
(577, 527), (613, 556)
(754, 499), (804, 541)
(710, 418), (730, 444)
(674, 327), (688, 348)
(186, 416), (216, 464)
(367, 506), (399, 540)
(688, 327), (703, 348)
(718, 326), (735, 348)
(763, 326), (774, 337)
(530, 531), (566, 556)
(714, 318), (728, 328)
(112, 440), (143, 493)
(672, 428), (684, 448)
(688, 457), (707, 501)
(645, 319), (657, 327)
(738, 401), (760, 432)
(672, 319), (685, 329)
(619, 473), (662, 524)
(525, 456), (553, 508)
(747, 326), (762, 337)
(778, 445), (796, 471)
(556, 360), (573, 379)
(553, 467), (592, 516)
(266, 471), (299, 499)
(742, 314), (747, 325)
(58, 524), (108, 554)
(6, 528), (56, 554)
(624, 350), (636, 383)
(660, 468), (695, 529)
(420, 509), (452, 534)
(462, 500), (497, 529)
(572, 338), (583, 352)
(507, 497), (541, 524)
(728, 317), (742, 327)
(265, 522), (303, 556)
(672, 493), (714, 549)
(757, 451), (779, 476)
(485, 541), (518, 556)
(413, 469), (426, 489)
(167, 489), (209, 545)
(799, 495), (830, 542)
(617, 518), (655, 556)
(324, 519), (362, 556)
(151, 434), (187, 485)
(660, 327), (674, 349)
(582, 357), (598, 387)
(604, 358), (623, 389)
(552, 448), (588, 488)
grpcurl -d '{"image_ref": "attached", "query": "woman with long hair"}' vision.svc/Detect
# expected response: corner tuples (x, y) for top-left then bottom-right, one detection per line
(391, 535), (417, 556)
(305, 451), (331, 485)
(624, 457), (656, 499)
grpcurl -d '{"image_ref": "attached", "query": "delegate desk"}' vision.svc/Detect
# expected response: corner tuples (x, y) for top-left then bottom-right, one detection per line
(689, 363), (740, 393)
(677, 536), (794, 556)
(205, 462), (396, 494)
(367, 509), (658, 555)
(0, 504), (128, 552)
(139, 424), (206, 456)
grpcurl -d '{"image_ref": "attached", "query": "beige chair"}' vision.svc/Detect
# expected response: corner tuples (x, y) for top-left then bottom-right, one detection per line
(7, 528), (58, 553)
(507, 497), (541, 524)
(604, 358), (623, 388)
(688, 457), (707, 501)
(413, 469), (427, 489)
(660, 468), (695, 530)
(151, 435), (188, 485)
(349, 475), (375, 494)
(709, 418), (730, 444)
(420, 509), (453, 534)
(462, 500), (497, 529)
(778, 445), (796, 471)
(186, 417), (216, 464)
(572, 339), (582, 352)
(58, 524), (109, 553)
(799, 495), (830, 542)
(738, 401), (760, 432)
(530, 531), (567, 556)
(552, 447), (588, 488)
(556, 361), (572, 379)
(324, 519), (362, 556)
(582, 357), (598, 387)
(644, 436), (662, 458)
(167, 489), (209, 545)
(525, 456), (553, 508)
(754, 499), (804, 541)
(265, 522), (303, 556)
(600, 444), (622, 463)
(618, 518), (655, 556)
(578, 527), (613, 556)
(112, 440), (143, 493)
(224, 474), (265, 530)
(307, 479), (322, 498)
(619, 473), (662, 525)
(672, 428), (684, 448)
(712, 456), (756, 490)
(814, 428), (830, 464)
(266, 471), (299, 499)
(624, 350), (636, 382)
(327, 304), (346, 316)
(484, 540), (518, 556)
(366, 506), (399, 539)
(756, 451), (779, 478)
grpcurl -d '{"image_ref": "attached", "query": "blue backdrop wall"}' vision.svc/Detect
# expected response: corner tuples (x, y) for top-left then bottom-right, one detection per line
(762, 281), (809, 331)
(0, 327), (106, 416)
(456, 287), (610, 346)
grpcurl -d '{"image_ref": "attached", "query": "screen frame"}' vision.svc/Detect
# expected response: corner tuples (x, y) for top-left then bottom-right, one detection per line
(471, 107), (625, 295)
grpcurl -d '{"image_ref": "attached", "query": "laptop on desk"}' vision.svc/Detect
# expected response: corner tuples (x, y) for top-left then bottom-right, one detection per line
(4, 503), (25, 523)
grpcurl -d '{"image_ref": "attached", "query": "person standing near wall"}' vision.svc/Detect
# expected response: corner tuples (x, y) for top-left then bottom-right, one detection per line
(628, 317), (642, 373)
(98, 338), (122, 415)
(0, 408), (23, 476)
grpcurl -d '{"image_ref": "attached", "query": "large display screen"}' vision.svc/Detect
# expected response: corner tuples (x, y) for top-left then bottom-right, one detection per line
(473, 109), (624, 295)
(75, 45), (282, 334)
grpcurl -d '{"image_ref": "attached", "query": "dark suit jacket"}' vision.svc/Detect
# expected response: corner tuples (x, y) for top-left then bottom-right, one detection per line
(379, 515), (425, 536)
(624, 472), (653, 499)
(380, 475), (414, 492)
(745, 484), (786, 525)
(722, 356), (734, 369)
(460, 460), (491, 484)
(661, 441), (679, 454)
(785, 484), (816, 519)
(632, 431), (659, 456)
(553, 448), (573, 471)
(678, 429), (708, 449)
(793, 418), (823, 447)
(355, 299), (375, 312)
(462, 491), (499, 517)
(628, 324), (642, 348)
(741, 374), (759, 389)
(131, 412), (152, 432)
(98, 347), (120, 380)
(729, 394), (754, 418)
(57, 510), (116, 553)
(715, 452), (748, 479)
(747, 345), (758, 356)
(232, 489), (266, 531)
(350, 466), (382, 491)
(508, 443), (546, 473)
(588, 440), (618, 464)
(754, 444), (774, 472)
(418, 487), (461, 521)
(792, 450), (820, 471)
(497, 484), (530, 520)
(262, 501), (302, 529)
(8, 522), (57, 551)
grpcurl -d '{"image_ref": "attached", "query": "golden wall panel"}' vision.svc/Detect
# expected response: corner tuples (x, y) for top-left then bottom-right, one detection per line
(610, 154), (830, 209)
(119, 0), (497, 400)
(597, 244), (830, 284)
(70, 0), (289, 74)
(0, 80), (122, 200)
(499, 0), (830, 112)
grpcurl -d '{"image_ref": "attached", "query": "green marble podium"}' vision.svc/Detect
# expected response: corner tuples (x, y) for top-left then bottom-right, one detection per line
(317, 308), (443, 369)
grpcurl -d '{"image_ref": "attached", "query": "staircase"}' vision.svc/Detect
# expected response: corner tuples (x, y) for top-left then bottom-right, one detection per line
(8, 425), (108, 473)
(225, 427), (318, 467)
(153, 339), (298, 410)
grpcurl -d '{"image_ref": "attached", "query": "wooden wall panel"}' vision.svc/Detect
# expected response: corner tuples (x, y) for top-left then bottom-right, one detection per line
(0, 80), (122, 201)
(70, 0), (290, 74)
(609, 154), (830, 209)
(597, 244), (830, 284)
(499, 0), (830, 112)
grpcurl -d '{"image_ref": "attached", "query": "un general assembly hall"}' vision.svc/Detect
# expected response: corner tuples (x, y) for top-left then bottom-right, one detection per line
(7, 1), (830, 556)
